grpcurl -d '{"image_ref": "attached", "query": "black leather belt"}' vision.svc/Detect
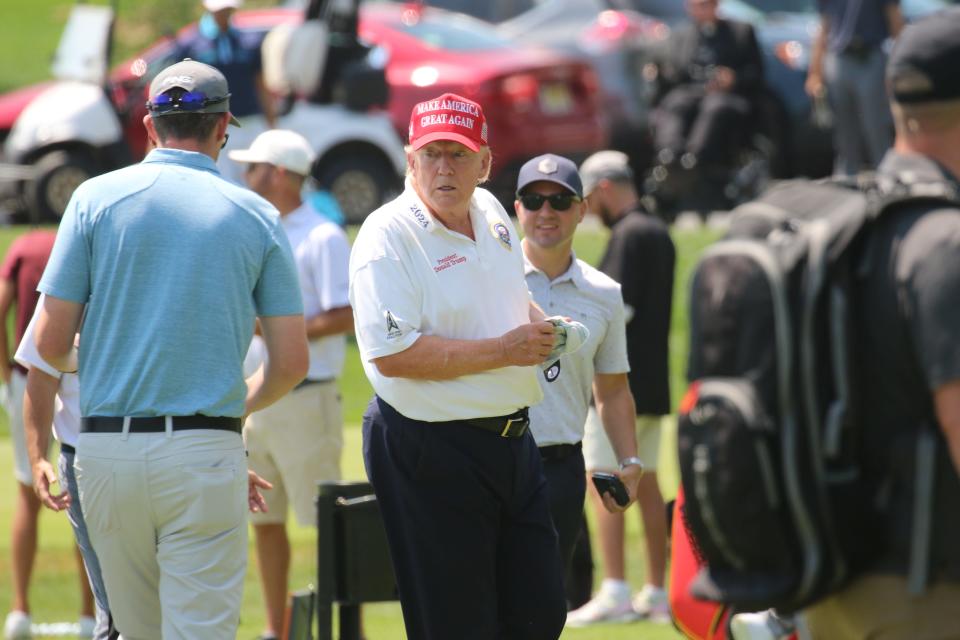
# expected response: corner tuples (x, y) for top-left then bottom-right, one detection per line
(81, 416), (242, 434)
(60, 443), (76, 455)
(539, 442), (582, 462)
(459, 408), (530, 438)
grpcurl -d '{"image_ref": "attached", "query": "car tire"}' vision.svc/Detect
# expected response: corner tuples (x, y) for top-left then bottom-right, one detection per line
(314, 154), (398, 225)
(26, 150), (98, 223)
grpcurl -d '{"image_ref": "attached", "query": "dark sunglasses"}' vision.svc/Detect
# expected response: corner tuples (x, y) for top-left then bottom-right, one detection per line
(146, 91), (230, 115)
(519, 192), (582, 212)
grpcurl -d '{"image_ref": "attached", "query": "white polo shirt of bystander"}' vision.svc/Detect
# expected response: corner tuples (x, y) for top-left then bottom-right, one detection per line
(349, 179), (543, 421)
(14, 293), (81, 447)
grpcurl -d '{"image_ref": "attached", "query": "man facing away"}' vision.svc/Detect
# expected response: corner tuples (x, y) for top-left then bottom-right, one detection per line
(33, 59), (308, 639)
(229, 129), (353, 640)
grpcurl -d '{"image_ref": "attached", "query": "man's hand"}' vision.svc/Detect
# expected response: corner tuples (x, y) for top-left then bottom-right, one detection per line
(709, 66), (736, 92)
(33, 459), (70, 511)
(499, 321), (556, 366)
(805, 72), (825, 98)
(599, 465), (644, 514)
(247, 469), (273, 513)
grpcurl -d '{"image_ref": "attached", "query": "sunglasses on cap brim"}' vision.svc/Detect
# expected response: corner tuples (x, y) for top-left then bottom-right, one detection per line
(518, 192), (583, 212)
(146, 91), (230, 115)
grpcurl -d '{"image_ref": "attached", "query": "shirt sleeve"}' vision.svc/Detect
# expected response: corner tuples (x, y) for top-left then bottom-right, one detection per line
(253, 223), (304, 317)
(37, 191), (91, 304)
(303, 226), (351, 312)
(13, 295), (61, 380)
(901, 211), (960, 390)
(594, 287), (631, 375)
(350, 253), (422, 362)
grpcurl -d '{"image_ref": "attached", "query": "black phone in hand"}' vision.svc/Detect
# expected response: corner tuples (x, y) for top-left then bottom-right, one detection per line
(591, 471), (630, 507)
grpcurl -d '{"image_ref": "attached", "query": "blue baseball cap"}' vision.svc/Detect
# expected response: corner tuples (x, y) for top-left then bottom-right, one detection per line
(516, 154), (583, 198)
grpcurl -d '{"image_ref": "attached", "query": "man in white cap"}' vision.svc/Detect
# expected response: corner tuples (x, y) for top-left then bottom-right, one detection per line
(230, 130), (352, 640)
(33, 59), (308, 640)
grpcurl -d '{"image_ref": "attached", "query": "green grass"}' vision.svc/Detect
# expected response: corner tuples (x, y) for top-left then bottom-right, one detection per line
(0, 222), (719, 638)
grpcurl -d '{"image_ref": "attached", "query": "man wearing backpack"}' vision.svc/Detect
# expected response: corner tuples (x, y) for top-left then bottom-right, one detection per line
(800, 9), (960, 638)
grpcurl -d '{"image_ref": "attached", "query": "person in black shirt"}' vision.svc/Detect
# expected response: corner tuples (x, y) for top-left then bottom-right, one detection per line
(650, 0), (763, 171)
(801, 10), (960, 638)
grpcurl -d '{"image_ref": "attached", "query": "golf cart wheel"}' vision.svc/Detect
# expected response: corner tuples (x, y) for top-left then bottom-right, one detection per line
(27, 150), (98, 223)
(315, 154), (396, 225)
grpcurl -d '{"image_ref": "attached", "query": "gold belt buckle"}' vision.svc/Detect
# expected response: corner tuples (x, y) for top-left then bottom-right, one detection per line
(501, 418), (520, 438)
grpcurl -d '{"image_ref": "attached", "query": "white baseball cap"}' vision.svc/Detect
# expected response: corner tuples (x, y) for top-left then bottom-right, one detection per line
(228, 129), (316, 176)
(203, 0), (242, 12)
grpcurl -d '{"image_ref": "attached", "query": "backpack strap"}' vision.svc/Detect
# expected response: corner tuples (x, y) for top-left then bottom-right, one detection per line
(908, 425), (938, 595)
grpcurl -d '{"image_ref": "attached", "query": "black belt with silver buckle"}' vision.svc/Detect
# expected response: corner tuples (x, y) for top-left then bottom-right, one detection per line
(81, 415), (242, 434)
(461, 408), (530, 438)
(539, 442), (582, 462)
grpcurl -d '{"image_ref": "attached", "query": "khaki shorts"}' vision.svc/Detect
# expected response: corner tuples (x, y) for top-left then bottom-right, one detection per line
(582, 406), (662, 472)
(801, 573), (960, 639)
(244, 381), (343, 526)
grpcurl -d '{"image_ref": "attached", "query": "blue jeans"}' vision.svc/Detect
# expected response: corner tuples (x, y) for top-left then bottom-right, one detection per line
(60, 449), (114, 640)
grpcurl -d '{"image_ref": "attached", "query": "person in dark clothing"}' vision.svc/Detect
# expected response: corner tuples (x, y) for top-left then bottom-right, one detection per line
(801, 10), (960, 638)
(566, 150), (676, 626)
(806, 0), (903, 176)
(651, 0), (764, 170)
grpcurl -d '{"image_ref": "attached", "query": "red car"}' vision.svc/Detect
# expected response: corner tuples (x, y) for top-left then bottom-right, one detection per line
(357, 2), (610, 201)
(112, 2), (608, 202)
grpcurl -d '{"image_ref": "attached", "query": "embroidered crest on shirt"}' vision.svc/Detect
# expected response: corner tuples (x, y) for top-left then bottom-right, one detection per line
(492, 222), (511, 250)
(385, 310), (402, 339)
(434, 253), (467, 273)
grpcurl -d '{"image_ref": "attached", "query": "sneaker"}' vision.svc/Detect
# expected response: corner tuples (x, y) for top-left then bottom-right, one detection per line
(3, 611), (31, 640)
(730, 610), (795, 640)
(565, 588), (636, 627)
(632, 584), (671, 623)
(77, 616), (96, 639)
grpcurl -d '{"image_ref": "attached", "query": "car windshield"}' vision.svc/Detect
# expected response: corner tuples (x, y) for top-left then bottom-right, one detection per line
(392, 12), (515, 50)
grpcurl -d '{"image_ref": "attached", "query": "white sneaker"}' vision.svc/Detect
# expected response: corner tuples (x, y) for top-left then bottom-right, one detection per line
(632, 584), (671, 623)
(77, 616), (96, 638)
(730, 610), (795, 640)
(3, 611), (31, 640)
(565, 588), (637, 627)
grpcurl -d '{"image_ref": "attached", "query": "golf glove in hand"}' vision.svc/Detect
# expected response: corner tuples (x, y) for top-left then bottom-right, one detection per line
(544, 316), (589, 362)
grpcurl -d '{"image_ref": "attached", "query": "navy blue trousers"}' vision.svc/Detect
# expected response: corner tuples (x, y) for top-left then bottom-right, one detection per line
(541, 449), (586, 573)
(362, 397), (567, 640)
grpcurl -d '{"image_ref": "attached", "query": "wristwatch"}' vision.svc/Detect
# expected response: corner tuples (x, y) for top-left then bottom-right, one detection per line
(618, 456), (645, 472)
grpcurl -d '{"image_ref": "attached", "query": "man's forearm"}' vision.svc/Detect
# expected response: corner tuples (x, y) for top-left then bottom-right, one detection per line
(305, 306), (353, 340)
(595, 379), (639, 463)
(24, 368), (59, 468)
(373, 334), (508, 380)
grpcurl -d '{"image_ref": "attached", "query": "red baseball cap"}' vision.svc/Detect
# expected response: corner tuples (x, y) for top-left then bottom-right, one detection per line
(408, 93), (489, 152)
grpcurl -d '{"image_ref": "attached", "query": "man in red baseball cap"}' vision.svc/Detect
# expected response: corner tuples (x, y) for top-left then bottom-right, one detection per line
(348, 93), (578, 639)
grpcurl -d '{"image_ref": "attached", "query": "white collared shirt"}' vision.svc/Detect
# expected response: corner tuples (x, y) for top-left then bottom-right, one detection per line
(523, 252), (630, 447)
(245, 203), (351, 381)
(14, 294), (81, 446)
(349, 179), (542, 421)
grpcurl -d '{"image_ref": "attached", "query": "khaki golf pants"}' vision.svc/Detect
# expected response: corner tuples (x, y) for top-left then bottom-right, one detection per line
(75, 429), (247, 640)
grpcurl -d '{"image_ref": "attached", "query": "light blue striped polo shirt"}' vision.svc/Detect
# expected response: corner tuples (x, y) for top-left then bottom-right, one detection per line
(39, 148), (303, 418)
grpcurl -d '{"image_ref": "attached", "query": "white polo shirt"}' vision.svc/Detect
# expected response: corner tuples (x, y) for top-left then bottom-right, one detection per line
(244, 203), (351, 381)
(283, 203), (351, 381)
(349, 180), (543, 421)
(524, 251), (630, 447)
(14, 294), (81, 447)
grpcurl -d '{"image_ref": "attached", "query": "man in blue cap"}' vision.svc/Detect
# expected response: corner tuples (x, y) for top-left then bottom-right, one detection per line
(514, 154), (644, 609)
